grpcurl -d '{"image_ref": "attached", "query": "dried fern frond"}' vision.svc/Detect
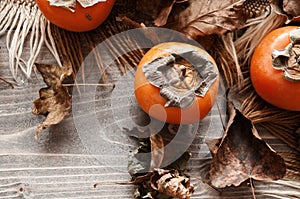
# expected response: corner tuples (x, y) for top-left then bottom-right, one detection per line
(0, 0), (61, 82)
(221, 33), (244, 86)
(49, 1), (144, 82)
(209, 34), (242, 87)
(235, 4), (286, 67)
(278, 151), (300, 181)
(50, 25), (83, 75)
(209, 0), (280, 87)
(229, 77), (300, 153)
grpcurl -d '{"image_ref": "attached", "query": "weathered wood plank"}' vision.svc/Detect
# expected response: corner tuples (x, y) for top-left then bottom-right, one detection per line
(0, 33), (299, 199)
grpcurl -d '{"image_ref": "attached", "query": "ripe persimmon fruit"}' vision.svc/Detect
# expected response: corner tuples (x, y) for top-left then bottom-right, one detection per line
(36, 0), (115, 32)
(134, 42), (220, 124)
(250, 26), (300, 111)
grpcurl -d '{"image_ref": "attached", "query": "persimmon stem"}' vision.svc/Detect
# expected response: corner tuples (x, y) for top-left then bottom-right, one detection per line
(179, 65), (187, 77)
(293, 50), (300, 66)
(272, 28), (300, 81)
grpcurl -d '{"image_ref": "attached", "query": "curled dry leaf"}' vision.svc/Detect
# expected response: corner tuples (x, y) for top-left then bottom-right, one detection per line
(32, 61), (73, 139)
(154, 0), (176, 27)
(126, 126), (194, 199)
(131, 169), (194, 199)
(154, 0), (188, 27)
(150, 169), (194, 199)
(207, 102), (286, 188)
(178, 0), (248, 38)
(135, 0), (166, 24)
(283, 0), (300, 20)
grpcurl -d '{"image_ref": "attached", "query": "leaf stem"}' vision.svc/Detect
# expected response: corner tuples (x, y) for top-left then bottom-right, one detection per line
(94, 181), (134, 188)
(250, 178), (256, 199)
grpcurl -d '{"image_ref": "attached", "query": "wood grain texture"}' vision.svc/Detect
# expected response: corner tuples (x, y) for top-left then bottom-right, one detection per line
(0, 36), (299, 199)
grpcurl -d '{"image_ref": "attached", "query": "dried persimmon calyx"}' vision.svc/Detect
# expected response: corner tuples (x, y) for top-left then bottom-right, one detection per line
(272, 27), (300, 81)
(142, 49), (219, 108)
(48, 0), (106, 10)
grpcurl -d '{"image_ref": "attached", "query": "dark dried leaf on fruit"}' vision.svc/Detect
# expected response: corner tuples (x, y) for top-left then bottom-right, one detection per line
(208, 102), (286, 188)
(177, 0), (248, 39)
(32, 61), (73, 139)
(48, 0), (103, 9)
(283, 0), (300, 19)
(142, 50), (218, 108)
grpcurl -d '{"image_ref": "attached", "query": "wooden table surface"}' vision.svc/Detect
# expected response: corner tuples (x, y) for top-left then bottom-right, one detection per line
(0, 33), (299, 199)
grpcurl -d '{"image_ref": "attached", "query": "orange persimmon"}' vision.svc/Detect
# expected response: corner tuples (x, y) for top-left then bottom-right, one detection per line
(36, 0), (115, 32)
(134, 42), (220, 124)
(250, 26), (300, 111)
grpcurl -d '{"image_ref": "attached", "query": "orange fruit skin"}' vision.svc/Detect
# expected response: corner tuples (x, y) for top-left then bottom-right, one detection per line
(250, 26), (300, 111)
(36, 0), (115, 32)
(134, 42), (220, 124)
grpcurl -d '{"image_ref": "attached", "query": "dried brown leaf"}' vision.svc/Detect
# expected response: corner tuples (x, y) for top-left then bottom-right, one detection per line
(178, 0), (247, 38)
(208, 102), (286, 188)
(154, 0), (176, 27)
(135, 0), (166, 26)
(283, 0), (300, 19)
(150, 169), (194, 199)
(32, 61), (73, 139)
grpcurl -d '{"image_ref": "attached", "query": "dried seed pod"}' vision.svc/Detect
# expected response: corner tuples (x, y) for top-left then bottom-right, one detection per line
(242, 0), (272, 19)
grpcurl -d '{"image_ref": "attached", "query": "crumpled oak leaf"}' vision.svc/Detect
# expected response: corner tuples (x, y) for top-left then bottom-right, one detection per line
(32, 61), (73, 139)
(178, 0), (247, 39)
(154, 0), (176, 27)
(207, 102), (286, 188)
(126, 125), (194, 199)
(283, 0), (300, 20)
(150, 169), (194, 199)
(154, 0), (189, 27)
(131, 169), (194, 199)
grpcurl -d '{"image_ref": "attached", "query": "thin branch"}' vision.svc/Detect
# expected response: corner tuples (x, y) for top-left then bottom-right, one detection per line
(0, 77), (14, 88)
